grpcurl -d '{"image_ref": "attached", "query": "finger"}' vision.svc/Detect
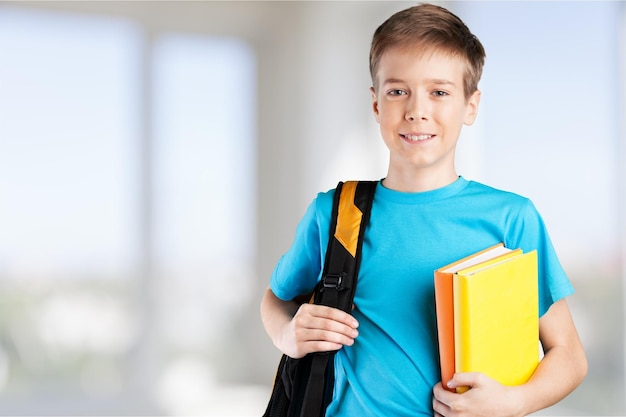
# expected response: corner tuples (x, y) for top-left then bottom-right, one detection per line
(432, 388), (451, 417)
(283, 319), (355, 358)
(292, 306), (358, 343)
(432, 382), (454, 405)
(296, 305), (359, 337)
(298, 339), (348, 354)
(285, 339), (345, 359)
(307, 304), (359, 328)
(293, 322), (358, 354)
(293, 315), (359, 344)
(447, 371), (483, 391)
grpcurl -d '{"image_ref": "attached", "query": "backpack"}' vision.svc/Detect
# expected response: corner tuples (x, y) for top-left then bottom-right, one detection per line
(263, 180), (377, 417)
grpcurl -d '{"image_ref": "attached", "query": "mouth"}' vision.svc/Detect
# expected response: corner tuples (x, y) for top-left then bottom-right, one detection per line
(401, 133), (434, 142)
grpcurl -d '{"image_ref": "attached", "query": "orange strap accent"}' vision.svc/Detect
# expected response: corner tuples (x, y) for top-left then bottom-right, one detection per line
(334, 181), (363, 258)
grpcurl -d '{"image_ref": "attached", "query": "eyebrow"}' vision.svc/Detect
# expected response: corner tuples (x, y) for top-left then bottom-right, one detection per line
(429, 78), (457, 87)
(382, 77), (458, 87)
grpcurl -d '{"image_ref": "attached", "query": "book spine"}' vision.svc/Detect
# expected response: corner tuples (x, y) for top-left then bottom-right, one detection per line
(453, 274), (471, 393)
(434, 271), (455, 392)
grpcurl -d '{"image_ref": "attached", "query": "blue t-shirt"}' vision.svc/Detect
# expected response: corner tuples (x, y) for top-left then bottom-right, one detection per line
(270, 177), (574, 416)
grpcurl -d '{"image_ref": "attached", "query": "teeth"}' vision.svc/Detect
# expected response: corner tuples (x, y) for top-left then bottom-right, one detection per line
(404, 134), (432, 141)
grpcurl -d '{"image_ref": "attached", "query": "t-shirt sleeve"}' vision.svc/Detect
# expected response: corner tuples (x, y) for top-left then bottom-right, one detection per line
(504, 199), (574, 317)
(269, 190), (334, 301)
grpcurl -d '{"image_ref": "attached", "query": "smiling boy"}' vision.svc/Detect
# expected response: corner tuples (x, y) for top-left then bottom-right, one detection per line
(261, 4), (587, 416)
(371, 48), (478, 192)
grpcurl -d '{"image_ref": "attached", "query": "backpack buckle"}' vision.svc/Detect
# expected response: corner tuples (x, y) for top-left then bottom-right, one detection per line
(322, 273), (345, 291)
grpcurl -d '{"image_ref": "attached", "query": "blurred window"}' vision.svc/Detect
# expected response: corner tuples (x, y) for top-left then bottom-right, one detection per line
(0, 6), (256, 414)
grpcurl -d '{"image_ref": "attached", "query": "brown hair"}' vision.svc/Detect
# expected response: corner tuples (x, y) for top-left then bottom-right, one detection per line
(369, 3), (485, 99)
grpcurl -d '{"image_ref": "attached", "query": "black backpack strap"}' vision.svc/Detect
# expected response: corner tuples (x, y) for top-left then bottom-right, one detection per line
(315, 180), (376, 310)
(299, 180), (377, 417)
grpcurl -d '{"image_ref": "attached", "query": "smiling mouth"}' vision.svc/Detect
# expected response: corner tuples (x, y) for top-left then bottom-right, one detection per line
(401, 134), (433, 142)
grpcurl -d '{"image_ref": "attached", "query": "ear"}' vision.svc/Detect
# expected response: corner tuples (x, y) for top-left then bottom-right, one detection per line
(463, 89), (481, 126)
(370, 86), (381, 123)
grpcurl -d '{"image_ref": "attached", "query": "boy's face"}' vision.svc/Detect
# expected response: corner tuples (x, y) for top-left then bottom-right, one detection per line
(371, 47), (480, 182)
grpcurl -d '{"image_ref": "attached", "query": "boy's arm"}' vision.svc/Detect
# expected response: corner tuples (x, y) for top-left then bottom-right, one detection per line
(260, 287), (360, 359)
(432, 298), (587, 417)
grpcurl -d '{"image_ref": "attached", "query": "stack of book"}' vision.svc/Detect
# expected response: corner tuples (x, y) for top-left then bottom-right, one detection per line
(434, 243), (539, 393)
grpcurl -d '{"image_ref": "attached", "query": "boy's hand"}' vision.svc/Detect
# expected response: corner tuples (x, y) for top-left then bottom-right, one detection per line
(432, 373), (524, 417)
(277, 303), (359, 359)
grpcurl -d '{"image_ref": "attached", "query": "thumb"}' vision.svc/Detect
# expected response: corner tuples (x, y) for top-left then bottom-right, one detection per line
(447, 372), (482, 392)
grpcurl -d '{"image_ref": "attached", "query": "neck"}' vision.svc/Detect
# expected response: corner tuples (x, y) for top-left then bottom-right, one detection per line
(382, 168), (459, 193)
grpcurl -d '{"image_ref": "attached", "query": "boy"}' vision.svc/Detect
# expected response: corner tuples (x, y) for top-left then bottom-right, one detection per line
(261, 3), (587, 416)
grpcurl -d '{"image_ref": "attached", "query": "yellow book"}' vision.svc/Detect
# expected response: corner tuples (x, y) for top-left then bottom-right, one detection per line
(434, 244), (520, 391)
(453, 250), (539, 393)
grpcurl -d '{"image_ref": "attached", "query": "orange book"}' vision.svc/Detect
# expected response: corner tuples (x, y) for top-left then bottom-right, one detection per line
(433, 243), (517, 391)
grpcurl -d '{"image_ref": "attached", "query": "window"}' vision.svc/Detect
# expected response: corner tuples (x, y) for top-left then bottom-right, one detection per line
(151, 34), (257, 414)
(0, 6), (257, 414)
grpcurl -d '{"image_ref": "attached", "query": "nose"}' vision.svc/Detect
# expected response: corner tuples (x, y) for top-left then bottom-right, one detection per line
(405, 93), (428, 122)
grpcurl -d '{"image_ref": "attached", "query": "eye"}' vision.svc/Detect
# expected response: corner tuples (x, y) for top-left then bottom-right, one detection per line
(387, 89), (407, 96)
(432, 90), (449, 97)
